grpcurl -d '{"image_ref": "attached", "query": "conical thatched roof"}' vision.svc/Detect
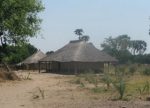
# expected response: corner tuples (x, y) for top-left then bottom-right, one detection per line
(21, 50), (46, 64)
(40, 40), (117, 62)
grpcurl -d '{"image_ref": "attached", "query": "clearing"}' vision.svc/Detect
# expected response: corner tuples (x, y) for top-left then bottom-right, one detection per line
(0, 71), (150, 108)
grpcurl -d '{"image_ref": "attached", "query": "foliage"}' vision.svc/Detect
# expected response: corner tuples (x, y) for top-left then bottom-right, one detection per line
(101, 35), (131, 52)
(0, 0), (44, 45)
(70, 64), (150, 101)
(74, 29), (90, 42)
(74, 29), (84, 40)
(91, 87), (107, 93)
(113, 79), (126, 100)
(0, 0), (44, 63)
(132, 54), (150, 64)
(142, 68), (150, 76)
(130, 40), (147, 55)
(80, 35), (90, 42)
(46, 51), (54, 55)
(101, 73), (112, 90)
(136, 81), (150, 95)
(101, 35), (147, 63)
(0, 43), (37, 64)
(128, 66), (136, 75)
(83, 73), (99, 87)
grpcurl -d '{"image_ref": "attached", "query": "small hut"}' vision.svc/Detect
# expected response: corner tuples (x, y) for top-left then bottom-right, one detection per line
(19, 50), (46, 70)
(39, 40), (117, 74)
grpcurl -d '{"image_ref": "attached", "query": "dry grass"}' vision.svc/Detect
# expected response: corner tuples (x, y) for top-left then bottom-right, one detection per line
(0, 71), (20, 81)
(0, 69), (150, 108)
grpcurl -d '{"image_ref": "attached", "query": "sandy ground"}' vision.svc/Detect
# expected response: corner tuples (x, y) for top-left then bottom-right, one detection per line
(0, 71), (150, 108)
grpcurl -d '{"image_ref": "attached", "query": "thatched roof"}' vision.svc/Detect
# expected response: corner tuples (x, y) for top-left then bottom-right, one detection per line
(21, 50), (46, 64)
(40, 40), (117, 62)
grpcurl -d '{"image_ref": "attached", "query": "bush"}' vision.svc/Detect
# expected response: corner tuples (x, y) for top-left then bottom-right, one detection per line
(128, 66), (136, 75)
(101, 73), (112, 90)
(91, 87), (106, 93)
(113, 79), (126, 100)
(0, 72), (20, 81)
(137, 81), (150, 95)
(142, 68), (150, 76)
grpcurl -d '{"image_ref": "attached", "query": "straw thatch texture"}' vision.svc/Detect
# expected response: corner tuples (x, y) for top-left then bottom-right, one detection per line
(40, 40), (117, 62)
(21, 50), (46, 64)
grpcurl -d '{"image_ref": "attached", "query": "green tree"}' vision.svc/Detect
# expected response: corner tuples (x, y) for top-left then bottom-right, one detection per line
(2, 43), (37, 64)
(101, 35), (131, 58)
(74, 29), (84, 40)
(0, 0), (44, 62)
(80, 35), (90, 42)
(115, 35), (130, 50)
(46, 51), (54, 55)
(130, 40), (147, 55)
(101, 35), (147, 63)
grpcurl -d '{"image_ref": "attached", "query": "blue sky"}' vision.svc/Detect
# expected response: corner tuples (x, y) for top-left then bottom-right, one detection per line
(30, 0), (150, 53)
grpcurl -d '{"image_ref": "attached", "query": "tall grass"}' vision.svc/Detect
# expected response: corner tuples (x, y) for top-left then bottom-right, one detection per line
(38, 87), (45, 99)
(113, 66), (127, 100)
(142, 68), (150, 76)
(71, 64), (150, 100)
(137, 81), (150, 95)
(101, 73), (112, 90)
(79, 72), (99, 88)
(113, 79), (126, 100)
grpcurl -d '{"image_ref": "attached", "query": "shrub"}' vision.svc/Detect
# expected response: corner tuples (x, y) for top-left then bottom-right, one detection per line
(142, 68), (150, 76)
(115, 66), (126, 78)
(75, 78), (82, 84)
(81, 72), (99, 87)
(137, 81), (150, 95)
(101, 73), (112, 90)
(71, 78), (85, 87)
(113, 79), (126, 100)
(91, 87), (106, 93)
(38, 87), (45, 99)
(0, 72), (20, 81)
(128, 66), (136, 75)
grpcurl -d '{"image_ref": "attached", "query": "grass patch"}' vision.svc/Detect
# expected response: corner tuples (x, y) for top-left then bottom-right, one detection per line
(70, 64), (150, 101)
(113, 79), (126, 100)
(0, 72), (20, 81)
(142, 68), (150, 76)
(91, 87), (107, 93)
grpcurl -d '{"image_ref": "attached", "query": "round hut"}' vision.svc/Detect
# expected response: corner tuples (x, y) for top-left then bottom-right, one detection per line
(19, 50), (46, 70)
(39, 40), (117, 74)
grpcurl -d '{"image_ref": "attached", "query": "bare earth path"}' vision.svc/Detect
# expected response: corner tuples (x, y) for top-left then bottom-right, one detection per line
(0, 71), (150, 108)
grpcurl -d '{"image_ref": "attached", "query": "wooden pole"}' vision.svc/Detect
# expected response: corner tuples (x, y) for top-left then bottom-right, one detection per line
(108, 62), (110, 73)
(39, 61), (41, 73)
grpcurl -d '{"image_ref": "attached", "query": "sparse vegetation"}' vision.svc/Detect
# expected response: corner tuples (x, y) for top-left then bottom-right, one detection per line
(101, 73), (112, 90)
(113, 79), (126, 100)
(25, 72), (31, 80)
(70, 64), (150, 101)
(142, 68), (150, 76)
(38, 87), (45, 99)
(0, 71), (20, 81)
(91, 87), (107, 93)
(20, 71), (32, 80)
(136, 81), (150, 95)
(128, 66), (136, 75)
(0, 69), (150, 108)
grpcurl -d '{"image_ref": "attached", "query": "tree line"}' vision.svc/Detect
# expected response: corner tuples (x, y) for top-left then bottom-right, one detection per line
(101, 35), (149, 64)
(0, 0), (149, 65)
(0, 43), (37, 64)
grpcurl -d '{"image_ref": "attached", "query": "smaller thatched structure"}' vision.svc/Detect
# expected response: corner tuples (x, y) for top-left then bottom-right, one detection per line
(18, 50), (46, 70)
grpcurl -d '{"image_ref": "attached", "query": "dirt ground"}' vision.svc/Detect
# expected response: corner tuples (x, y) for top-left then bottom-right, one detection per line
(0, 71), (150, 108)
